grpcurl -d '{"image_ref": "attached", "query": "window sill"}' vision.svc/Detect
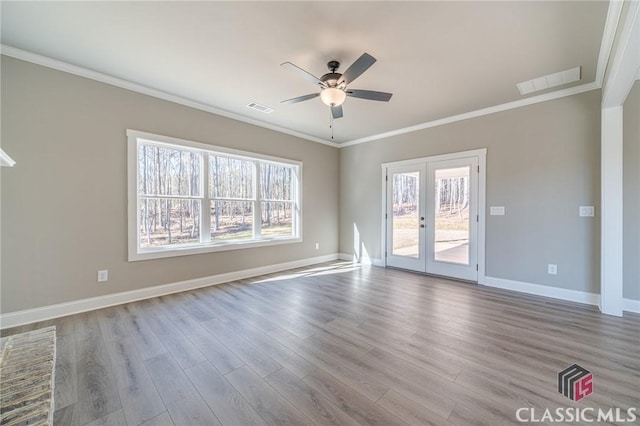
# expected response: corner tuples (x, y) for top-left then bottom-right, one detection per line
(129, 237), (302, 262)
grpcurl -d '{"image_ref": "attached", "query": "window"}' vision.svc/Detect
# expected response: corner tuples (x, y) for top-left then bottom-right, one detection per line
(128, 130), (301, 260)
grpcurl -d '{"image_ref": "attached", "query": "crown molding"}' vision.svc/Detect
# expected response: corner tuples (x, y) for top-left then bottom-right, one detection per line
(2, 40), (607, 149)
(595, 0), (624, 87)
(601, 0), (640, 107)
(0, 45), (339, 148)
(340, 81), (600, 147)
(342, 0), (621, 147)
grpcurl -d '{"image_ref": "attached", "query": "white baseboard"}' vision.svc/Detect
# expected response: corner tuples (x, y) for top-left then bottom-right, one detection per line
(4, 259), (635, 330)
(338, 253), (384, 267)
(483, 276), (639, 314)
(0, 253), (339, 330)
(623, 298), (640, 314)
(482, 276), (601, 307)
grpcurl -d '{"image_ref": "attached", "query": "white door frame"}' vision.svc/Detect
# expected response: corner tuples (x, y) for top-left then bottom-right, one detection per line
(381, 148), (487, 283)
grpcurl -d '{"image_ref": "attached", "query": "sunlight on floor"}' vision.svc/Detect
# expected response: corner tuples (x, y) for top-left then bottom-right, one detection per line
(254, 261), (363, 283)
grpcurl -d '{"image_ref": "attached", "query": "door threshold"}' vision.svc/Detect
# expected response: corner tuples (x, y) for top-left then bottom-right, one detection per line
(385, 265), (477, 285)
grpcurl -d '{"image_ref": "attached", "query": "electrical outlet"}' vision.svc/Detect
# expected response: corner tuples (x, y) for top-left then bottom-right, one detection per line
(579, 206), (595, 217)
(548, 264), (557, 275)
(97, 270), (109, 282)
(315, 242), (320, 250)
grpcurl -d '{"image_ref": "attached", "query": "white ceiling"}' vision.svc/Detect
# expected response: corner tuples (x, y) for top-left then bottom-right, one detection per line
(1, 1), (609, 145)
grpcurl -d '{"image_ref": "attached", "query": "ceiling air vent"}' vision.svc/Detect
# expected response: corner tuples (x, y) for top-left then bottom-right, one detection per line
(516, 66), (581, 95)
(247, 102), (274, 114)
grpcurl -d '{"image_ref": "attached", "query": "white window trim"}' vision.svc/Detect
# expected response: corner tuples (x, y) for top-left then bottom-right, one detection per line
(127, 129), (302, 261)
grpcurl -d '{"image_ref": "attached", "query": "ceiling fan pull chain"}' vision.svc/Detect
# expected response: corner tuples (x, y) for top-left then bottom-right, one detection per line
(329, 110), (334, 139)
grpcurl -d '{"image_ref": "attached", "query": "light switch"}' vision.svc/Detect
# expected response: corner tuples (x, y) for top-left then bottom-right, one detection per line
(579, 206), (595, 217)
(490, 206), (505, 216)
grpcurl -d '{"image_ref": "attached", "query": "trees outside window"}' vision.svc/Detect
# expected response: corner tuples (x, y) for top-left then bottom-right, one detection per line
(128, 130), (301, 260)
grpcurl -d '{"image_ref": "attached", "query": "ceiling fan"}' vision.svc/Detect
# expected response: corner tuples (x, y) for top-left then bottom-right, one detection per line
(280, 52), (393, 119)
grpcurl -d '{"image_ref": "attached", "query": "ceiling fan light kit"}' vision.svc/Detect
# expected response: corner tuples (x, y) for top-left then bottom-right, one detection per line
(320, 87), (346, 107)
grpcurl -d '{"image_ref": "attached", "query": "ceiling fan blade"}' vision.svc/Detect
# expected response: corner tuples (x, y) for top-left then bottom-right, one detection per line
(338, 53), (376, 85)
(331, 105), (343, 119)
(281, 93), (320, 104)
(347, 89), (393, 102)
(281, 62), (324, 86)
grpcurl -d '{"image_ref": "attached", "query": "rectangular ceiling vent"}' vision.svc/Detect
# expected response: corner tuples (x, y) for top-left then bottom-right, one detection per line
(247, 102), (274, 114)
(516, 66), (581, 96)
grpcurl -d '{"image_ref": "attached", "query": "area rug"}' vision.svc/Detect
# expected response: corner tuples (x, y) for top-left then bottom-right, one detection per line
(0, 326), (56, 426)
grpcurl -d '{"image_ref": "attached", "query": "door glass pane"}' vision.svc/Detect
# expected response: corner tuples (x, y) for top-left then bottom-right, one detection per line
(392, 172), (420, 257)
(434, 166), (470, 264)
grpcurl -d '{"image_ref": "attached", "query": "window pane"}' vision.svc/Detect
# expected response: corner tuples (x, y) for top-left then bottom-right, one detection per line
(211, 201), (254, 241)
(138, 144), (201, 197)
(392, 172), (420, 257)
(261, 202), (294, 237)
(139, 198), (201, 247)
(261, 163), (293, 201)
(209, 156), (254, 199)
(434, 167), (470, 264)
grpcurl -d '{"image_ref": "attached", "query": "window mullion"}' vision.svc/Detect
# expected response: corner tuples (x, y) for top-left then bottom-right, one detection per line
(293, 168), (300, 238)
(202, 153), (211, 243)
(254, 161), (261, 239)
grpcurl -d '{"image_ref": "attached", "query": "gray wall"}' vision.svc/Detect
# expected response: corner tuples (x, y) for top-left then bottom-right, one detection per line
(623, 81), (640, 301)
(0, 54), (614, 313)
(340, 90), (601, 294)
(1, 56), (339, 313)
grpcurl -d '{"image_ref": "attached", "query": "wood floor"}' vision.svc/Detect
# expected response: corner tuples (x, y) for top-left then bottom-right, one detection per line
(3, 262), (639, 426)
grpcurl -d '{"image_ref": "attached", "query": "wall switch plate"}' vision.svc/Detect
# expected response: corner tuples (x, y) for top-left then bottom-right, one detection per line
(97, 270), (108, 282)
(315, 242), (320, 250)
(579, 206), (595, 217)
(490, 206), (505, 216)
(548, 264), (557, 275)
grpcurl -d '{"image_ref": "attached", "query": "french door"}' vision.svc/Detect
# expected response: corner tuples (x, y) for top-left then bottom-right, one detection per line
(385, 155), (479, 281)
(385, 164), (427, 271)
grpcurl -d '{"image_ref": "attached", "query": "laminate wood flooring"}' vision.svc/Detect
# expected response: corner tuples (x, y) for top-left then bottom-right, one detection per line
(3, 262), (639, 425)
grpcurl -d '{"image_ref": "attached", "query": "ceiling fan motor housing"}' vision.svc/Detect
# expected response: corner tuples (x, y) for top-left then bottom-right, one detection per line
(322, 60), (344, 88)
(321, 72), (344, 89)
